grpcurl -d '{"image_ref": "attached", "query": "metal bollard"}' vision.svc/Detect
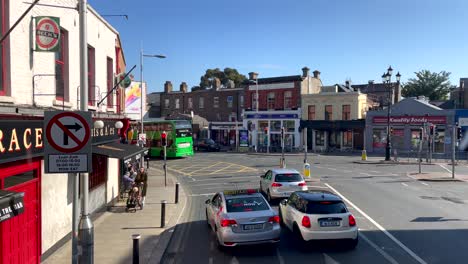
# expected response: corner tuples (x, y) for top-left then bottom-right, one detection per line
(146, 157), (150, 169)
(161, 200), (167, 228)
(132, 234), (140, 264)
(175, 182), (180, 204)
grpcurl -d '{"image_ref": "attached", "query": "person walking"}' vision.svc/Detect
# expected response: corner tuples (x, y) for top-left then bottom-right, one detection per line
(135, 167), (148, 208)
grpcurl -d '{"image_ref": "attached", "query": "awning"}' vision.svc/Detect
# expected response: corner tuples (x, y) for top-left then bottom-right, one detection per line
(92, 142), (148, 164)
(0, 190), (25, 223)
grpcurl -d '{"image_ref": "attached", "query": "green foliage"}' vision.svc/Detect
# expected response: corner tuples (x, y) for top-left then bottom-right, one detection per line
(199, 68), (247, 89)
(402, 70), (456, 100)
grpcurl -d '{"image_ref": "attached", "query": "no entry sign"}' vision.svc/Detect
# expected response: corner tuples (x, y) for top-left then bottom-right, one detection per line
(44, 111), (92, 173)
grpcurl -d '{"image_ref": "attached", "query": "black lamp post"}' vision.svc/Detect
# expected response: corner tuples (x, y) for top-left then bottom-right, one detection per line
(382, 66), (401, 161)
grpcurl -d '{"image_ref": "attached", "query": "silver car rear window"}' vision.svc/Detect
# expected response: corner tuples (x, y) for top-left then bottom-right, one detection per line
(275, 173), (302, 182)
(226, 197), (269, 212)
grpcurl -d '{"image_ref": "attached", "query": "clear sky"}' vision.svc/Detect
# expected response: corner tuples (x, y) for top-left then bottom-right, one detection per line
(89, 0), (467, 93)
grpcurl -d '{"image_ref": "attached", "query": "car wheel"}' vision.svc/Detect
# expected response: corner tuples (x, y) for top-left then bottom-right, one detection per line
(293, 224), (306, 249)
(347, 236), (359, 250)
(267, 190), (273, 203)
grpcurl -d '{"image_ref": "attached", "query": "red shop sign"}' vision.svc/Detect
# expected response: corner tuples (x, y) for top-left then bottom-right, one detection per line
(373, 116), (446, 124)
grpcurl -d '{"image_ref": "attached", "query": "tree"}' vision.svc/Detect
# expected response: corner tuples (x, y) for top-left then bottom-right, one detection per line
(199, 68), (247, 89)
(402, 70), (456, 100)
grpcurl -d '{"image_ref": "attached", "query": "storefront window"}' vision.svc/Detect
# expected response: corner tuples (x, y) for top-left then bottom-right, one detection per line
(391, 129), (404, 150)
(434, 129), (445, 153)
(411, 129), (422, 150)
(270, 133), (281, 150)
(270, 120), (281, 132)
(285, 134), (294, 150)
(284, 120), (295, 132)
(315, 131), (325, 146)
(343, 131), (352, 147)
(259, 121), (268, 132)
(90, 155), (107, 190)
(329, 131), (339, 148)
(373, 129), (386, 148)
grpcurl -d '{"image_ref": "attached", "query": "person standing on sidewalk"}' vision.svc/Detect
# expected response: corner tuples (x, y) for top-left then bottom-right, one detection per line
(135, 167), (148, 208)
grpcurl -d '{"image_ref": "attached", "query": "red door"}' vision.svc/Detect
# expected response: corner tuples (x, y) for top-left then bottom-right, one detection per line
(0, 160), (41, 264)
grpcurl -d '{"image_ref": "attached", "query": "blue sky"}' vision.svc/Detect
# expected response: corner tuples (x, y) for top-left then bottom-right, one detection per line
(89, 0), (467, 93)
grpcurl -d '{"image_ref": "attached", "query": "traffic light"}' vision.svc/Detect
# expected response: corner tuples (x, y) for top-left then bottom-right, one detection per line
(458, 127), (463, 140)
(429, 125), (434, 135)
(161, 131), (167, 147)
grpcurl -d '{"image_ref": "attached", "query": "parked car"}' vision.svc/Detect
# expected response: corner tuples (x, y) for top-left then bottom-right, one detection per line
(205, 189), (281, 249)
(279, 191), (358, 249)
(260, 168), (308, 202)
(194, 138), (221, 152)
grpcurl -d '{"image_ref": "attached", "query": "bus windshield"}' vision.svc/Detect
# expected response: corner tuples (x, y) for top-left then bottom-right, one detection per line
(176, 128), (192, 137)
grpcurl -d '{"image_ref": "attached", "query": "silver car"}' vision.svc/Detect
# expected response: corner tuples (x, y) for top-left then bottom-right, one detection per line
(260, 168), (308, 202)
(205, 189), (281, 249)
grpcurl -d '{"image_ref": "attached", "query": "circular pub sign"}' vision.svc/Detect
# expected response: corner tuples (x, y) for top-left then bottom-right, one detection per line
(35, 16), (60, 51)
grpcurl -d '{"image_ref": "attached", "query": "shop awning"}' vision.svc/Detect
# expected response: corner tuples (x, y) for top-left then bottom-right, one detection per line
(0, 190), (25, 223)
(92, 142), (148, 164)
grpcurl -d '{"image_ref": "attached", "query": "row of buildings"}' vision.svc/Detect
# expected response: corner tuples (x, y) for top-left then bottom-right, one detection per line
(0, 1), (145, 263)
(147, 68), (467, 157)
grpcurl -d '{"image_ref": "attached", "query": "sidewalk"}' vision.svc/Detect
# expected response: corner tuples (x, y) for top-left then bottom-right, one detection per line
(42, 165), (186, 264)
(407, 172), (468, 182)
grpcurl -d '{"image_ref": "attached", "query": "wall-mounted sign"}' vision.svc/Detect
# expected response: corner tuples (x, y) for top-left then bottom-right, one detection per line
(373, 116), (446, 124)
(35, 16), (60, 52)
(239, 130), (249, 147)
(0, 120), (43, 165)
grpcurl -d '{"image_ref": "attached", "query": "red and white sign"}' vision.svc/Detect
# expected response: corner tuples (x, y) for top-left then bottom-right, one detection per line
(35, 17), (60, 51)
(46, 112), (90, 153)
(373, 116), (446, 124)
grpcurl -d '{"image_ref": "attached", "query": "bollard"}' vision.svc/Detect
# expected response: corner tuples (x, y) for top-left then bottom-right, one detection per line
(146, 157), (150, 169)
(161, 200), (167, 228)
(132, 234), (140, 264)
(175, 182), (180, 204)
(361, 150), (367, 161)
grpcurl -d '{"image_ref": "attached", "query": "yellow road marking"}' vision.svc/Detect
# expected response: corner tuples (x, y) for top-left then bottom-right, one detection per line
(208, 164), (236, 174)
(187, 162), (223, 175)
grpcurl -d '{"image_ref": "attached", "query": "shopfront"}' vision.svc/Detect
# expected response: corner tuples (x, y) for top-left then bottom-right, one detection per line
(209, 122), (243, 147)
(243, 110), (301, 152)
(0, 119), (43, 264)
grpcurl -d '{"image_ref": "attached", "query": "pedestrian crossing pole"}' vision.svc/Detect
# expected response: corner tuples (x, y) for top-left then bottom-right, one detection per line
(280, 127), (285, 168)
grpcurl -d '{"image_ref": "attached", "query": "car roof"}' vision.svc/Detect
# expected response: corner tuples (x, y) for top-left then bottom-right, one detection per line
(271, 168), (300, 174)
(295, 191), (342, 202)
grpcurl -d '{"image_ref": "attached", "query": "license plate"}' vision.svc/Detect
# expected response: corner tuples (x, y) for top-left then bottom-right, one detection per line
(320, 221), (340, 227)
(243, 224), (263, 230)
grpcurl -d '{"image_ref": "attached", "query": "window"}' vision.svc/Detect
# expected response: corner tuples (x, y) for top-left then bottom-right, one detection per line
(89, 154), (107, 190)
(343, 130), (352, 147)
(4, 170), (36, 188)
(106, 57), (113, 107)
(175, 98), (180, 109)
(284, 120), (295, 132)
(284, 91), (293, 109)
(199, 97), (204, 108)
(188, 97), (193, 109)
(267, 92), (275, 110)
(373, 129), (387, 148)
(227, 95), (233, 108)
(226, 197), (269, 212)
(240, 95), (244, 107)
(275, 173), (302, 182)
(87, 45), (95, 106)
(305, 201), (347, 214)
(164, 99), (170, 109)
(342, 105), (351, 120)
(315, 131), (325, 146)
(308, 105), (315, 120)
(325, 105), (333, 120)
(251, 93), (257, 110)
(214, 97), (219, 108)
(55, 29), (68, 101)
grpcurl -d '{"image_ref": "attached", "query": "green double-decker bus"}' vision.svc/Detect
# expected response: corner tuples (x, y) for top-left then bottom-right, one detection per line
(142, 120), (194, 158)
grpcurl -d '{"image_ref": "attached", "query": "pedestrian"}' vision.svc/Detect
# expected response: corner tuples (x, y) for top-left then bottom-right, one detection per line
(122, 172), (135, 191)
(135, 167), (148, 208)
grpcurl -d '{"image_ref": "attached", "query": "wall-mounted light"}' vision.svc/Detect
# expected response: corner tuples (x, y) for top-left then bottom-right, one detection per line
(115, 121), (124, 129)
(94, 120), (104, 129)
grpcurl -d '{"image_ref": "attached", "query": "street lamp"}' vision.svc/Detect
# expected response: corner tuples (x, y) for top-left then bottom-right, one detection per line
(140, 49), (165, 166)
(382, 66), (401, 161)
(249, 73), (260, 152)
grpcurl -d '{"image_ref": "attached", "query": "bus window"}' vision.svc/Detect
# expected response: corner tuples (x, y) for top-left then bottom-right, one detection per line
(176, 128), (192, 137)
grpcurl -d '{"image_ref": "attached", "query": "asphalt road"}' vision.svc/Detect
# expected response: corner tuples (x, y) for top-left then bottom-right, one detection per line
(161, 152), (468, 264)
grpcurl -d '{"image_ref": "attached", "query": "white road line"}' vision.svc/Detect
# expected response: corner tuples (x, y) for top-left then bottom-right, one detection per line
(276, 248), (285, 264)
(438, 164), (452, 173)
(323, 253), (340, 264)
(176, 189), (188, 225)
(328, 168), (338, 171)
(421, 182), (429, 186)
(189, 177), (196, 182)
(191, 176), (259, 182)
(360, 172), (371, 176)
(208, 257), (213, 264)
(188, 193), (215, 197)
(401, 182), (409, 187)
(324, 183), (427, 264)
(369, 170), (380, 173)
(359, 232), (399, 264)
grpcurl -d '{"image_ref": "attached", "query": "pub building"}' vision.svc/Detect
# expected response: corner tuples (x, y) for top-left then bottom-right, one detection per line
(0, 116), (146, 263)
(364, 97), (455, 156)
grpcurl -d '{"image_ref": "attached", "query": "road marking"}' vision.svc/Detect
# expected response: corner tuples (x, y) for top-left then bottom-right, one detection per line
(230, 256), (239, 264)
(359, 232), (399, 264)
(175, 188), (188, 225)
(328, 168), (337, 171)
(324, 183), (427, 264)
(188, 162), (223, 174)
(276, 248), (285, 264)
(189, 177), (196, 182)
(369, 170), (380, 173)
(438, 164), (452, 173)
(208, 257), (213, 264)
(188, 193), (215, 197)
(191, 175), (259, 182)
(307, 186), (329, 189)
(401, 183), (408, 187)
(421, 182), (429, 186)
(208, 164), (235, 174)
(360, 172), (371, 176)
(323, 253), (340, 264)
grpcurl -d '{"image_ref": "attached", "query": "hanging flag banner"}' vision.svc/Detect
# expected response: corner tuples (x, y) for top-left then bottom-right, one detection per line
(125, 81), (145, 121)
(35, 16), (60, 52)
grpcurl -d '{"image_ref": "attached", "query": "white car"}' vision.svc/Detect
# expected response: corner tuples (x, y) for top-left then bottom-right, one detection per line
(279, 191), (358, 248)
(260, 168), (308, 202)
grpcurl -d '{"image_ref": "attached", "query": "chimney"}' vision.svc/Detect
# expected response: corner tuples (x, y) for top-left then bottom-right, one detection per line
(302, 67), (310, 78)
(345, 80), (351, 88)
(164, 81), (173, 93)
(313, 70), (320, 79)
(213, 77), (221, 90)
(248, 72), (259, 81)
(180, 82), (188, 93)
(368, 80), (374, 85)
